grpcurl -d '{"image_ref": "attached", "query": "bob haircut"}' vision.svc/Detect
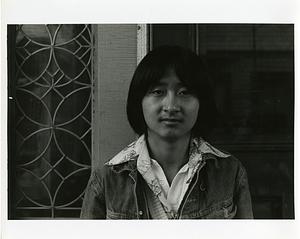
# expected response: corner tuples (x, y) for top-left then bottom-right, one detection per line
(126, 45), (218, 138)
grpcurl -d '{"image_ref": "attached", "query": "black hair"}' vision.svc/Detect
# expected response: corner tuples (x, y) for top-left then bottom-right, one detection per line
(126, 45), (217, 137)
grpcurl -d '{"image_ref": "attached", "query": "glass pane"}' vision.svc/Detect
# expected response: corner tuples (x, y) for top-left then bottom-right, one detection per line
(197, 24), (294, 145)
(151, 24), (195, 50)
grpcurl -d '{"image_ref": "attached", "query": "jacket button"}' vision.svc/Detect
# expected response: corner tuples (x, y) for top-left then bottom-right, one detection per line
(200, 182), (206, 191)
(138, 210), (143, 216)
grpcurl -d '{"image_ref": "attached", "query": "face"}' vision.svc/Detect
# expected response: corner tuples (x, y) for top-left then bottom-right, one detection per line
(142, 70), (199, 141)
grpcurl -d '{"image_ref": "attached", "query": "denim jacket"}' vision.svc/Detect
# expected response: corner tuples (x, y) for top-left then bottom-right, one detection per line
(81, 136), (253, 219)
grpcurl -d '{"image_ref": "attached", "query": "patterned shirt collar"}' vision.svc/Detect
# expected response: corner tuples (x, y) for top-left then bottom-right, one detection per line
(106, 134), (230, 167)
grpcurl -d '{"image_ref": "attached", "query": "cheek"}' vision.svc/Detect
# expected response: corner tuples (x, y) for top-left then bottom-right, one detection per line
(189, 100), (200, 117)
(193, 105), (200, 121)
(142, 99), (150, 117)
(142, 98), (157, 122)
(142, 97), (161, 111)
(187, 101), (200, 126)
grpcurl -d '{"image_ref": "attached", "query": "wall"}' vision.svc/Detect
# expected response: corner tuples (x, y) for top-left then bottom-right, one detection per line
(93, 24), (137, 169)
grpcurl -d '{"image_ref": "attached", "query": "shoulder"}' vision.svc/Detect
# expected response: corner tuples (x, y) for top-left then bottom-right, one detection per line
(105, 135), (145, 166)
(216, 153), (244, 172)
(197, 138), (244, 173)
(201, 144), (248, 189)
(91, 136), (146, 179)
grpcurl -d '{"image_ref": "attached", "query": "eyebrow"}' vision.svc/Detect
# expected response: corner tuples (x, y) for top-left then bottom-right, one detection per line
(152, 82), (186, 87)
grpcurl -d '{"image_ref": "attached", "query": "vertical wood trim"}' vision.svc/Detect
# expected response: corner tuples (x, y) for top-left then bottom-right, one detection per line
(148, 24), (153, 51)
(137, 24), (148, 64)
(195, 24), (199, 55)
(91, 25), (98, 170)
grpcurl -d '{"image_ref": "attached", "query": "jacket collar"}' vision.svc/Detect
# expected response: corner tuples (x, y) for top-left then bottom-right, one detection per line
(106, 134), (230, 172)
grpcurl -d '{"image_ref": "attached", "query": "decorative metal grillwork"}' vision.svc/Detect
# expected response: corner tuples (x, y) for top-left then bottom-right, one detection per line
(13, 24), (92, 218)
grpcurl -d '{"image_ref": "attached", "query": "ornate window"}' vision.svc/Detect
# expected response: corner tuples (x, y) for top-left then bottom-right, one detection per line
(8, 24), (93, 218)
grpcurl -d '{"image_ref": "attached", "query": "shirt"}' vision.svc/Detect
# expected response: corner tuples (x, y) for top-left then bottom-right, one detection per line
(136, 135), (230, 216)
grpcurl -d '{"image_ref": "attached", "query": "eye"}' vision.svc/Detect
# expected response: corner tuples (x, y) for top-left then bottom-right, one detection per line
(149, 89), (164, 96)
(177, 88), (192, 96)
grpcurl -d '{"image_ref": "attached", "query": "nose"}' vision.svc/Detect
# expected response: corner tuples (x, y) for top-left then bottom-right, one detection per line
(162, 92), (180, 112)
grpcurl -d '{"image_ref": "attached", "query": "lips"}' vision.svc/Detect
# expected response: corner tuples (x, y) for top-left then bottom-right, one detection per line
(159, 117), (183, 123)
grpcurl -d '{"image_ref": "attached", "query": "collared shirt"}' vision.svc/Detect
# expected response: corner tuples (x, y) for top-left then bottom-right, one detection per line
(108, 135), (230, 217)
(136, 136), (201, 216)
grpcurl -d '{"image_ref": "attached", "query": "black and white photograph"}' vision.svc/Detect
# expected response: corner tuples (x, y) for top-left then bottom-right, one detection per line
(6, 23), (294, 220)
(1, 0), (299, 239)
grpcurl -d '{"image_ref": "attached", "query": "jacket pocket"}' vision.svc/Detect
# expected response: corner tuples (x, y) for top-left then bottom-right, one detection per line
(203, 198), (237, 219)
(106, 209), (137, 219)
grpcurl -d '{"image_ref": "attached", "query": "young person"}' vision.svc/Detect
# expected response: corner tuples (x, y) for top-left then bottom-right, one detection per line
(81, 46), (253, 219)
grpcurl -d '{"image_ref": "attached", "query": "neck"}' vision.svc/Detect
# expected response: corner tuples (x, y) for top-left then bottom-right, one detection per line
(146, 132), (191, 182)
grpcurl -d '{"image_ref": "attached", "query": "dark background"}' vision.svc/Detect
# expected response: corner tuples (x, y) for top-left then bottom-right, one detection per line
(151, 24), (294, 218)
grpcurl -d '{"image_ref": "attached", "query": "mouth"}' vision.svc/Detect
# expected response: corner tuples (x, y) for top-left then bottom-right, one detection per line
(159, 118), (183, 124)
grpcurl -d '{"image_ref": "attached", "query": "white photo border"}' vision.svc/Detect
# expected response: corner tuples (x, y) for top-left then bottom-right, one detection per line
(1, 1), (299, 239)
